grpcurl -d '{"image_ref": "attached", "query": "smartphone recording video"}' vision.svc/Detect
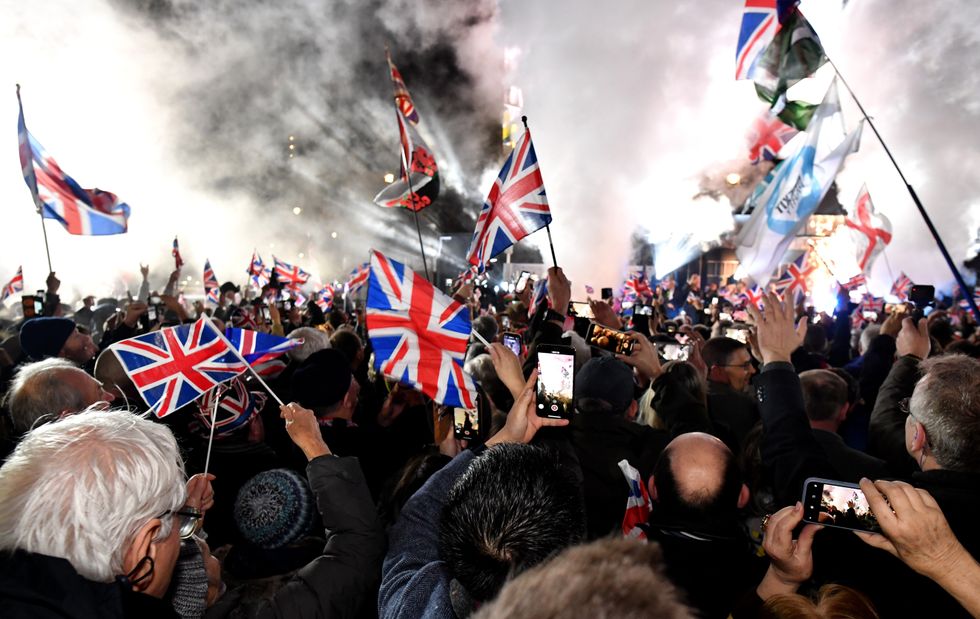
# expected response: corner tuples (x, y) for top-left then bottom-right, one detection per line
(802, 478), (880, 533)
(453, 407), (480, 440)
(515, 270), (532, 293)
(502, 332), (522, 357)
(536, 344), (575, 419)
(569, 301), (594, 319)
(635, 304), (654, 316)
(601, 287), (614, 301)
(586, 323), (635, 355)
(725, 328), (748, 344)
(657, 342), (691, 362)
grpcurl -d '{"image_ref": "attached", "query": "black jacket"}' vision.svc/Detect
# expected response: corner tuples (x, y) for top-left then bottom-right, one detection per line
(707, 381), (760, 452)
(0, 549), (178, 619)
(209, 455), (385, 619)
(811, 429), (889, 483)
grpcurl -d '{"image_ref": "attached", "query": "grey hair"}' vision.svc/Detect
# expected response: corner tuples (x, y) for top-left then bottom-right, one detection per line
(2, 358), (89, 432)
(909, 354), (980, 473)
(287, 327), (330, 362)
(858, 324), (881, 356)
(0, 408), (187, 581)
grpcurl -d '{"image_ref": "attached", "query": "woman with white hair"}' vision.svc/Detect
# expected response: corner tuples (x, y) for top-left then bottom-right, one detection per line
(0, 408), (211, 617)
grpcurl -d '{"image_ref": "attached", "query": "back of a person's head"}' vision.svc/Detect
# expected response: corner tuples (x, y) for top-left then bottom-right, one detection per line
(701, 337), (746, 369)
(828, 368), (860, 408)
(439, 443), (584, 602)
(286, 326), (330, 363)
(928, 318), (954, 348)
(858, 324), (881, 356)
(652, 434), (743, 530)
(910, 354), (980, 472)
(0, 408), (185, 582)
(471, 315), (498, 345)
(803, 325), (828, 354)
(2, 358), (87, 432)
(463, 354), (515, 413)
(329, 327), (363, 366)
(760, 584), (879, 619)
(799, 370), (848, 422)
(661, 360), (707, 404)
(328, 309), (348, 330)
(472, 538), (693, 619)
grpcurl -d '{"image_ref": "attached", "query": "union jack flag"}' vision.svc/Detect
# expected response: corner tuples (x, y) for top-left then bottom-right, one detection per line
(273, 257), (310, 296)
(172, 237), (184, 269)
(345, 262), (370, 294)
(110, 318), (249, 418)
(772, 251), (816, 303)
(193, 377), (267, 438)
(457, 265), (480, 286)
(618, 459), (651, 539)
(859, 293), (881, 315)
(203, 259), (219, 305)
(315, 285), (335, 312)
(843, 273), (867, 290)
(1, 266), (24, 303)
(373, 50), (439, 211)
(17, 87), (131, 236)
(741, 284), (765, 308)
(624, 272), (653, 301)
(747, 107), (798, 163)
(735, 0), (778, 80)
(466, 127), (552, 271)
(528, 278), (548, 318)
(890, 272), (912, 301)
(224, 327), (301, 378)
(957, 287), (980, 310)
(366, 250), (478, 408)
(247, 251), (271, 290)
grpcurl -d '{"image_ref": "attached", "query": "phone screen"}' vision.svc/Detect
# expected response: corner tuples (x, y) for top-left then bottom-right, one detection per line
(516, 271), (532, 293)
(657, 343), (691, 361)
(569, 301), (594, 319)
(725, 328), (748, 344)
(147, 306), (158, 321)
(635, 305), (653, 316)
(586, 323), (635, 355)
(502, 332), (522, 356)
(453, 407), (480, 440)
(536, 345), (575, 419)
(601, 287), (613, 301)
(262, 306), (272, 321)
(802, 478), (880, 533)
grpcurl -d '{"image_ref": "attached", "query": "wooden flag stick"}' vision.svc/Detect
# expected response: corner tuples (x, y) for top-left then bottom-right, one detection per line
(17, 85), (54, 273)
(201, 314), (286, 407)
(521, 116), (558, 269)
(202, 388), (220, 479)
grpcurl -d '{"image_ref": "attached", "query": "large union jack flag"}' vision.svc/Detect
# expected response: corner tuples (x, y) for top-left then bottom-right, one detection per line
(17, 87), (131, 236)
(466, 127), (552, 271)
(1, 266), (24, 303)
(772, 251), (817, 303)
(735, 0), (778, 80)
(203, 259), (220, 305)
(366, 250), (478, 408)
(247, 251), (271, 290)
(110, 318), (248, 417)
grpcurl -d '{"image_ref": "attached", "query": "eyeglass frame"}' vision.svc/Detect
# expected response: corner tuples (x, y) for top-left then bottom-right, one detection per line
(157, 506), (203, 540)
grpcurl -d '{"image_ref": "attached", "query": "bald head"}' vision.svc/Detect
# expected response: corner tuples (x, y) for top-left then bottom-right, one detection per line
(94, 349), (140, 404)
(651, 432), (745, 529)
(3, 359), (114, 432)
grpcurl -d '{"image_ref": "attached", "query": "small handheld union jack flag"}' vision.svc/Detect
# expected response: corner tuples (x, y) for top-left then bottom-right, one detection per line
(172, 237), (184, 270)
(366, 250), (478, 408)
(203, 259), (220, 305)
(315, 285), (335, 312)
(466, 126), (552, 271)
(224, 327), (301, 378)
(618, 459), (652, 539)
(891, 272), (912, 301)
(247, 251), (271, 290)
(772, 251), (817, 304)
(110, 318), (249, 417)
(1, 266), (24, 303)
(273, 257), (310, 297)
(345, 263), (370, 295)
(842, 273), (867, 291)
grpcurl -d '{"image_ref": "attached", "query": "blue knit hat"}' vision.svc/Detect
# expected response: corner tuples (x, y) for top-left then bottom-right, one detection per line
(19, 317), (76, 360)
(234, 469), (315, 549)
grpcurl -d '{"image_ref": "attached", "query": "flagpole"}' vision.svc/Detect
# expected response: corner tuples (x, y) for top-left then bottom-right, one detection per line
(402, 151), (432, 282)
(18, 85), (54, 273)
(201, 314), (286, 407)
(202, 388), (220, 478)
(828, 60), (980, 318)
(521, 116), (558, 268)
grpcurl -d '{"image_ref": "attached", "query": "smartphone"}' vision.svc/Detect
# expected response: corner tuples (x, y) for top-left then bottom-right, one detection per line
(502, 332), (522, 356)
(149, 295), (162, 305)
(635, 304), (654, 316)
(802, 477), (880, 533)
(657, 342), (691, 361)
(601, 287), (614, 301)
(862, 311), (878, 320)
(719, 312), (733, 322)
(147, 305), (158, 322)
(262, 306), (272, 321)
(711, 297), (719, 305)
(569, 301), (594, 319)
(515, 270), (532, 293)
(453, 407), (480, 440)
(585, 323), (635, 355)
(884, 303), (907, 314)
(535, 344), (575, 419)
(732, 310), (749, 322)
(908, 284), (935, 321)
(22, 295), (37, 319)
(725, 328), (748, 344)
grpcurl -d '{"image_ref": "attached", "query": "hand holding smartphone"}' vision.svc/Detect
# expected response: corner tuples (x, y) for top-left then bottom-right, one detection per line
(586, 323), (635, 355)
(802, 477), (881, 533)
(502, 332), (522, 357)
(535, 344), (575, 419)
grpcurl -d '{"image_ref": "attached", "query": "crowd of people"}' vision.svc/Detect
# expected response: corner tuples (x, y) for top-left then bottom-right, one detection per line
(0, 263), (979, 618)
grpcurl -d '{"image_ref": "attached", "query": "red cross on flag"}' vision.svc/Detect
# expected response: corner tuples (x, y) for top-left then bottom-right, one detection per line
(845, 184), (893, 272)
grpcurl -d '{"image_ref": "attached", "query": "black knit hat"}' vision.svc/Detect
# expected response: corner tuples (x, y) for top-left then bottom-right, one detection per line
(19, 317), (75, 360)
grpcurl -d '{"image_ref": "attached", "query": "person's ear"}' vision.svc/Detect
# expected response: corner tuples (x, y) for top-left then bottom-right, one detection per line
(737, 483), (750, 509)
(121, 518), (163, 592)
(626, 400), (638, 422)
(647, 476), (658, 502)
(910, 420), (928, 454)
(838, 403), (849, 423)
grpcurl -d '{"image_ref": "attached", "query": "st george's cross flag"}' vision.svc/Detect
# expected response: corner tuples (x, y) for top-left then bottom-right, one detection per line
(373, 50), (439, 211)
(366, 250), (478, 408)
(845, 184), (892, 273)
(110, 318), (249, 417)
(203, 259), (220, 305)
(1, 266), (24, 303)
(466, 127), (552, 271)
(17, 87), (131, 235)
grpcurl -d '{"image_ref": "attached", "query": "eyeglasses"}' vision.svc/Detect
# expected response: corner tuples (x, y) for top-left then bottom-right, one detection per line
(161, 507), (203, 540)
(718, 361), (754, 370)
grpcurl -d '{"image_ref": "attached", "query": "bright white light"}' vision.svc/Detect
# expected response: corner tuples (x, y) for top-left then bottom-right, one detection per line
(298, 252), (304, 258)
(445, 278), (454, 286)
(493, 285), (500, 294)
(292, 207), (302, 215)
(489, 257), (498, 263)
(330, 231), (338, 239)
(725, 173), (741, 185)
(383, 173), (395, 184)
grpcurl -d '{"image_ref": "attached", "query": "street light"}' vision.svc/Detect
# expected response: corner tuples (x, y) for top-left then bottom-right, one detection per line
(383, 172), (395, 184)
(725, 172), (741, 185)
(292, 207), (302, 215)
